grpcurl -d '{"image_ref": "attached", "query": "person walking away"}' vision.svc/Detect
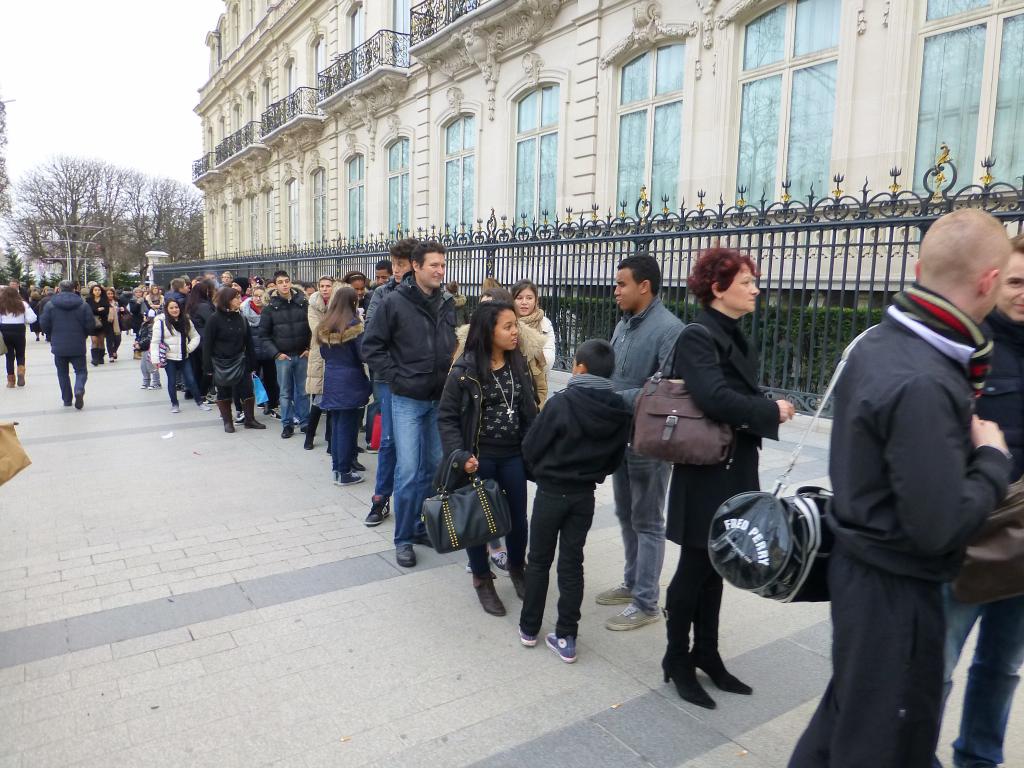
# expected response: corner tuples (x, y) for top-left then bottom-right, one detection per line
(241, 286), (280, 418)
(0, 287), (36, 387)
(28, 289), (42, 341)
(151, 299), (211, 414)
(933, 232), (1024, 768)
(511, 280), (556, 404)
(518, 339), (632, 663)
(37, 287), (54, 342)
(304, 276), (335, 450)
(39, 280), (92, 408)
(185, 280), (216, 401)
(362, 239), (415, 527)
(438, 301), (537, 615)
(203, 287), (264, 433)
(363, 241), (457, 567)
(260, 270), (312, 439)
(598, 254), (683, 631)
(104, 287), (122, 362)
(789, 209), (1014, 768)
(135, 310), (161, 389)
(129, 287), (146, 344)
(319, 285), (371, 485)
(661, 248), (794, 709)
(84, 284), (109, 366)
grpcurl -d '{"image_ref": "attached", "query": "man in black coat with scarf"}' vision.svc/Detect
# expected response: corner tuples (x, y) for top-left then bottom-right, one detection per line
(790, 209), (1014, 768)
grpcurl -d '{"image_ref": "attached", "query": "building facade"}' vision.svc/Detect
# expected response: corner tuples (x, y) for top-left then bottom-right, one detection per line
(192, 0), (1024, 256)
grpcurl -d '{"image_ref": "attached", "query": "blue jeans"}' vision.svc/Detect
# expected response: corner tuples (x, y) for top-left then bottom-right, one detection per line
(611, 447), (671, 614)
(391, 394), (441, 547)
(164, 358), (201, 407)
(275, 355), (310, 428)
(372, 381), (397, 499)
(328, 408), (360, 475)
(467, 454), (528, 577)
(53, 355), (87, 403)
(938, 587), (1024, 767)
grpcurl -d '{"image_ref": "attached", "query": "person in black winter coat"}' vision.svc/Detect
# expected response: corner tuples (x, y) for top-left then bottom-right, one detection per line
(662, 249), (794, 711)
(84, 284), (110, 366)
(203, 286), (264, 433)
(518, 339), (633, 663)
(259, 271), (312, 437)
(39, 280), (94, 408)
(186, 279), (217, 400)
(437, 301), (537, 617)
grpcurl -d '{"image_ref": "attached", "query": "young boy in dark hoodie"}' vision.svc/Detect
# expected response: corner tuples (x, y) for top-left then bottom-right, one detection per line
(518, 339), (633, 663)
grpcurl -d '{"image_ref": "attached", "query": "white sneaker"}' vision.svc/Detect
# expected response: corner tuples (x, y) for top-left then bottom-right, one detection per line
(139, 384), (149, 389)
(170, 405), (181, 414)
(198, 402), (212, 411)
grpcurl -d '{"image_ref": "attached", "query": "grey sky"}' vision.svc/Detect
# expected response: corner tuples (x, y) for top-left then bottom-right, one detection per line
(1, 0), (224, 188)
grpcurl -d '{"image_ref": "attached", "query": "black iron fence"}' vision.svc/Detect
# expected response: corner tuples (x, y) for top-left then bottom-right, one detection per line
(320, 30), (411, 101)
(215, 121), (263, 165)
(159, 161), (1024, 412)
(261, 87), (321, 137)
(411, 0), (481, 45)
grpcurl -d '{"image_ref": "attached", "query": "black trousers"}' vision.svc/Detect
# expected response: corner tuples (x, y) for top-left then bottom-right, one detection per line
(519, 486), (595, 639)
(1, 324), (26, 374)
(54, 355), (87, 403)
(663, 546), (723, 664)
(215, 374), (254, 402)
(789, 544), (944, 768)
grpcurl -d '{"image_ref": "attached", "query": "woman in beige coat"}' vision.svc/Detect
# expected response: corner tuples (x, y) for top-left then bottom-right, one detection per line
(304, 276), (334, 450)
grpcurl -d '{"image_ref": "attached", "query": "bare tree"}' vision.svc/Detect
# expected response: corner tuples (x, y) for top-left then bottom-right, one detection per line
(0, 95), (10, 217)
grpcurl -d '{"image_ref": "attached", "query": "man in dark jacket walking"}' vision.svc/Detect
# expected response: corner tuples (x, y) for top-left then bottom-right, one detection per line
(260, 270), (312, 439)
(39, 280), (93, 409)
(363, 241), (456, 568)
(790, 209), (1014, 768)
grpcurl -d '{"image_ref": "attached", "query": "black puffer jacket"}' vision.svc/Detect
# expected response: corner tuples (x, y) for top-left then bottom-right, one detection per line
(259, 288), (311, 357)
(978, 309), (1024, 479)
(362, 278), (456, 401)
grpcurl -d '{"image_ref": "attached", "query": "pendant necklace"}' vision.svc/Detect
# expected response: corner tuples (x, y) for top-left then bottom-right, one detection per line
(492, 366), (516, 420)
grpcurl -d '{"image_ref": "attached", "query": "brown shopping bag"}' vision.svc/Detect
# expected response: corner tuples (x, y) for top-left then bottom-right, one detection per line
(0, 422), (31, 486)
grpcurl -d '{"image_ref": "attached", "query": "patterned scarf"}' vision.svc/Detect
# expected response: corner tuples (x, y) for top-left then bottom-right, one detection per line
(892, 283), (993, 397)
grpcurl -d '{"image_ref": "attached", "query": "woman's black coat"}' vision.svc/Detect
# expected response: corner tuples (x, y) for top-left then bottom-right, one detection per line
(436, 350), (538, 489)
(666, 309), (780, 549)
(85, 294), (110, 336)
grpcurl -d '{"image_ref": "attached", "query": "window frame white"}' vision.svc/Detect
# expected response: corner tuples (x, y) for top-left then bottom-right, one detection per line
(286, 179), (299, 244)
(514, 84), (560, 223)
(443, 115), (477, 230)
(346, 155), (366, 241)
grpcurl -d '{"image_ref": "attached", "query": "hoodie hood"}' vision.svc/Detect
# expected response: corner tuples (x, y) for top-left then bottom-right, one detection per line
(562, 386), (632, 442)
(51, 292), (85, 310)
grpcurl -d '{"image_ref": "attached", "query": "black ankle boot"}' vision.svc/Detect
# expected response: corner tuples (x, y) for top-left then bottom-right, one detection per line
(304, 405), (321, 450)
(661, 655), (716, 709)
(692, 651), (752, 695)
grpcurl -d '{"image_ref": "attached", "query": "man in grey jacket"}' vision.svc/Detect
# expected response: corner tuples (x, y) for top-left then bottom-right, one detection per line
(598, 254), (683, 631)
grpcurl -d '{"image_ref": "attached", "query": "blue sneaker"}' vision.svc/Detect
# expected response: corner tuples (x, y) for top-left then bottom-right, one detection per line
(545, 633), (576, 663)
(518, 626), (537, 647)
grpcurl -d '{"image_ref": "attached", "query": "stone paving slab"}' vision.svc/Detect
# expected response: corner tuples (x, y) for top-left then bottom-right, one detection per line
(0, 341), (1020, 766)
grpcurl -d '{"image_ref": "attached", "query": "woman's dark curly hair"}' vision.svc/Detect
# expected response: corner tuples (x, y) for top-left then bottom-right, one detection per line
(688, 248), (759, 308)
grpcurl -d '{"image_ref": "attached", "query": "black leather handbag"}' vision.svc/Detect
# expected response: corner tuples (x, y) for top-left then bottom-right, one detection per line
(212, 353), (245, 387)
(422, 453), (511, 554)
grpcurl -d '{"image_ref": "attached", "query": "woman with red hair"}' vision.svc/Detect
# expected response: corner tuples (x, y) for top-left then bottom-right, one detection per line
(661, 248), (795, 709)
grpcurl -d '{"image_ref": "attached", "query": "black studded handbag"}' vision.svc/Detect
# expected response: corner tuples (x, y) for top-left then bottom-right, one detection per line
(422, 452), (511, 554)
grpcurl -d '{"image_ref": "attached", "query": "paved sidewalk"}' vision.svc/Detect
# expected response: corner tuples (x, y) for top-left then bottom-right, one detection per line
(0, 339), (1018, 767)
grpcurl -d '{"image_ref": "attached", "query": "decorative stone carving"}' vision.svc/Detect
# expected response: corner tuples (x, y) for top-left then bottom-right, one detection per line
(694, 59), (703, 80)
(857, 7), (866, 35)
(522, 52), (543, 86)
(882, 1), (891, 27)
(599, 1), (699, 69)
(447, 86), (465, 113)
(345, 132), (357, 152)
(386, 113), (402, 136)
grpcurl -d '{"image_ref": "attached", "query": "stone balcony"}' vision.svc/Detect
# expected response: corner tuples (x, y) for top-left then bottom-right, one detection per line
(318, 29), (411, 114)
(259, 87), (326, 148)
(213, 121), (269, 167)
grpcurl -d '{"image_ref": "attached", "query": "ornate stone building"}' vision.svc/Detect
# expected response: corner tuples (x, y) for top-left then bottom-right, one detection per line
(192, 0), (1024, 256)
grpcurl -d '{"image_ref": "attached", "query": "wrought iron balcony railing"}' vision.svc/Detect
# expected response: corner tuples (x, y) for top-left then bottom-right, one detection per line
(261, 87), (322, 137)
(192, 152), (215, 181)
(214, 121), (263, 165)
(319, 30), (411, 101)
(411, 0), (482, 45)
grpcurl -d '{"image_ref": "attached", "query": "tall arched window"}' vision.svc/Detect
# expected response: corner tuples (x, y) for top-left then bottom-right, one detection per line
(221, 204), (229, 252)
(444, 116), (475, 229)
(233, 104), (242, 131)
(285, 59), (295, 94)
(313, 37), (326, 79)
(350, 5), (365, 48)
(616, 44), (684, 212)
(233, 201), (243, 251)
(249, 195), (259, 248)
(218, 116), (226, 141)
(388, 138), (411, 234)
(346, 156), (365, 240)
(515, 85), (559, 221)
(247, 92), (256, 122)
(231, 5), (240, 48)
(312, 169), (328, 242)
(262, 77), (271, 110)
(737, 0), (839, 199)
(263, 189), (273, 246)
(286, 179), (299, 244)
(247, 0), (255, 29)
(207, 127), (214, 152)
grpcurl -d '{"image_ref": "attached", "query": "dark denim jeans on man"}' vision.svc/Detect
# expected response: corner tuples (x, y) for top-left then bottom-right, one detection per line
(372, 381), (396, 498)
(53, 355), (87, 404)
(935, 587), (1024, 768)
(466, 454), (528, 577)
(328, 408), (361, 475)
(275, 355), (310, 428)
(390, 393), (441, 547)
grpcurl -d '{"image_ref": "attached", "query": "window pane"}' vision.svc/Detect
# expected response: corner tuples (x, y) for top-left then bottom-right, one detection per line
(461, 155), (475, 225)
(914, 25), (985, 187)
(620, 52), (650, 105)
(541, 85), (559, 127)
(446, 121), (461, 155)
(445, 159), (460, 228)
(993, 14), (1024, 182)
(655, 44), (685, 95)
(389, 142), (401, 171)
(926, 0), (989, 21)
(463, 116), (476, 150)
(515, 138), (537, 219)
(389, 176), (400, 233)
(402, 137), (410, 167)
(652, 101), (682, 211)
(518, 91), (539, 133)
(744, 6), (786, 70)
(539, 132), (558, 219)
(794, 0), (840, 56)
(737, 75), (782, 198)
(787, 62), (836, 197)
(400, 173), (410, 231)
(616, 110), (647, 210)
